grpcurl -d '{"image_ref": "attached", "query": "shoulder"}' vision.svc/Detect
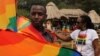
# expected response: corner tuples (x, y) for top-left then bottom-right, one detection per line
(71, 29), (80, 34)
(87, 29), (98, 37)
(70, 29), (80, 39)
(87, 29), (99, 40)
(87, 29), (97, 33)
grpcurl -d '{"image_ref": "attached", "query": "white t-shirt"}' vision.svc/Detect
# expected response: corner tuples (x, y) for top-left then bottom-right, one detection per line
(70, 29), (99, 56)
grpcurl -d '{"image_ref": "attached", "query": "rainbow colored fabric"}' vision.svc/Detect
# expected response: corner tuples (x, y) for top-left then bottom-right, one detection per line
(0, 29), (82, 56)
(0, 30), (60, 56)
(17, 16), (30, 31)
(0, 0), (82, 56)
(0, 0), (16, 29)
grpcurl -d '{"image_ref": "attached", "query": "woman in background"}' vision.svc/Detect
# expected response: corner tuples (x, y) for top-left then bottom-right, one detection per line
(56, 15), (99, 56)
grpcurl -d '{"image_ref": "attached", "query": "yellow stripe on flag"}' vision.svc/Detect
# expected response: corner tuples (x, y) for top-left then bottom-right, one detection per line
(34, 44), (60, 56)
(6, 4), (16, 21)
(0, 14), (7, 29)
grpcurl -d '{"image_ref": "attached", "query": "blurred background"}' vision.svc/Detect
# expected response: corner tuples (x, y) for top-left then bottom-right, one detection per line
(17, 0), (100, 16)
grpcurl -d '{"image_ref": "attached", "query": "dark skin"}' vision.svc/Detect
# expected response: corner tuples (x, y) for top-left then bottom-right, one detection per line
(29, 5), (47, 32)
(55, 17), (99, 56)
(92, 39), (100, 56)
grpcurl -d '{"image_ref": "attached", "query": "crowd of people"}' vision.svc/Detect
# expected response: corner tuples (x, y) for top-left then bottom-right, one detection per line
(44, 17), (78, 33)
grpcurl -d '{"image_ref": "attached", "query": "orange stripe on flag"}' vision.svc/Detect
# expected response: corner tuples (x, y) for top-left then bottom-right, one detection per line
(5, 0), (15, 4)
(0, 0), (5, 14)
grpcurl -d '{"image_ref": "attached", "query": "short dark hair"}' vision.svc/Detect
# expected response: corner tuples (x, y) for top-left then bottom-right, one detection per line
(29, 2), (46, 13)
(80, 15), (94, 29)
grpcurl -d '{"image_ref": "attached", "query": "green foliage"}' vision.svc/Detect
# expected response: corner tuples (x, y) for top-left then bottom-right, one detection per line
(58, 2), (67, 9)
(17, 0), (100, 16)
(17, 9), (29, 17)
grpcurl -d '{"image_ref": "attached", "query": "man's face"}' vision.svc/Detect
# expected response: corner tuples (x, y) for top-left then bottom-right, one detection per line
(30, 5), (47, 25)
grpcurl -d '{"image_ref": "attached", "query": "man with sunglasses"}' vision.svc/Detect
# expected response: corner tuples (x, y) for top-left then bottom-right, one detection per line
(19, 3), (57, 43)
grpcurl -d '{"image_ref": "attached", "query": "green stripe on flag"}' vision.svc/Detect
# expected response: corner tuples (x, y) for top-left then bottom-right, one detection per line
(58, 47), (82, 56)
(7, 16), (17, 32)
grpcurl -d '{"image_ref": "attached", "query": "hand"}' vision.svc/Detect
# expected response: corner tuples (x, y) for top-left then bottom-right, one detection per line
(55, 30), (71, 41)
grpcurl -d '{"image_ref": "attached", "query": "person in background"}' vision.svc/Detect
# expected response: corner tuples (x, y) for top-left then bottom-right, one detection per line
(56, 15), (99, 56)
(72, 23), (79, 31)
(44, 19), (53, 31)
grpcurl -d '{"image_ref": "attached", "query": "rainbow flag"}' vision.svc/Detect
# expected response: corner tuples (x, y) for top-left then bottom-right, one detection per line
(0, 0), (16, 29)
(0, 30), (82, 56)
(17, 16), (30, 31)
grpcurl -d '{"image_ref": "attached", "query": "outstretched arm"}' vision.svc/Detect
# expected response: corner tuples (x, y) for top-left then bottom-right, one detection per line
(55, 30), (73, 41)
(92, 39), (100, 56)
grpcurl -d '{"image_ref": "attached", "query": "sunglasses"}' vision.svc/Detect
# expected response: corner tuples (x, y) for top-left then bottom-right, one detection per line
(76, 22), (82, 24)
(31, 12), (45, 16)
